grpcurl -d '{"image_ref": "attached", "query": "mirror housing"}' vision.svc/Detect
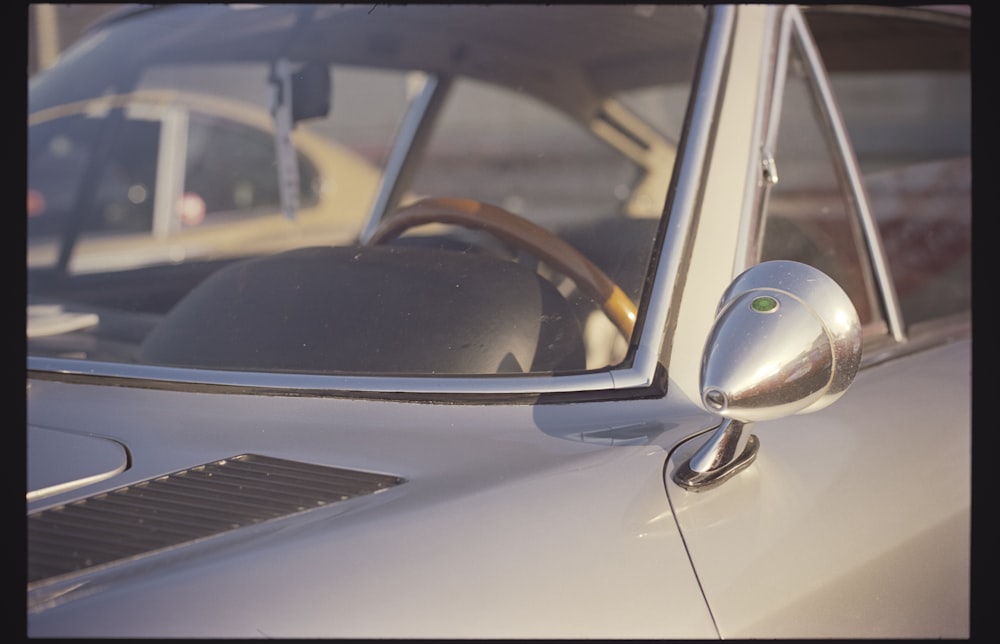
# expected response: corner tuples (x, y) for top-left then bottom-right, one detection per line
(673, 260), (862, 491)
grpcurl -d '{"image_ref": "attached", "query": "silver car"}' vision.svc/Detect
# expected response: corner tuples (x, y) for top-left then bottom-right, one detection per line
(27, 4), (970, 638)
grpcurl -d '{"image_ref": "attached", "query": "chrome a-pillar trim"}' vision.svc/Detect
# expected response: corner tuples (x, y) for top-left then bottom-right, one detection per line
(633, 5), (735, 381)
(672, 419), (759, 491)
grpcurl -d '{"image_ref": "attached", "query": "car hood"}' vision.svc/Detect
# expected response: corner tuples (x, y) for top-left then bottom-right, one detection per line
(26, 377), (719, 638)
(28, 425), (130, 501)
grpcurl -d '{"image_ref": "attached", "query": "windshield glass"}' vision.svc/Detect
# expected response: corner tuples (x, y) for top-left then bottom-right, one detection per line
(28, 4), (708, 380)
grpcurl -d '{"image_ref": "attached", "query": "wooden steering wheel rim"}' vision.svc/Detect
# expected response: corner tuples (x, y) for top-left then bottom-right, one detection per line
(367, 197), (636, 340)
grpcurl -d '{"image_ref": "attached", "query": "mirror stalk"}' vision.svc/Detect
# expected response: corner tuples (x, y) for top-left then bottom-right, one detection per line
(673, 419), (759, 491)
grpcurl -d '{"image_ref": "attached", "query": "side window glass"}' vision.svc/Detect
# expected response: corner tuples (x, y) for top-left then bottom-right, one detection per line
(806, 10), (971, 326)
(760, 34), (880, 328)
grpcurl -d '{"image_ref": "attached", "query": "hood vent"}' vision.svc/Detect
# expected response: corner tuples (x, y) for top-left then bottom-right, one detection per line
(28, 454), (403, 586)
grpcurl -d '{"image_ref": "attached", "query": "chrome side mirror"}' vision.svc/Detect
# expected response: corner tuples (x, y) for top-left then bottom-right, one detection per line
(673, 261), (862, 491)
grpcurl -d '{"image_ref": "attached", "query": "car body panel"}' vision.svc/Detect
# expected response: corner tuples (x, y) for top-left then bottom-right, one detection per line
(27, 378), (719, 638)
(666, 337), (971, 637)
(27, 425), (129, 501)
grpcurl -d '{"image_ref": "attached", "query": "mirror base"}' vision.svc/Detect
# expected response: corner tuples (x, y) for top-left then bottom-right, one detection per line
(672, 434), (760, 492)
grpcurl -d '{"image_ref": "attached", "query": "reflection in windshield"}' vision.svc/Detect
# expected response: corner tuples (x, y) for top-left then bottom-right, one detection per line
(28, 4), (708, 380)
(29, 113), (160, 239)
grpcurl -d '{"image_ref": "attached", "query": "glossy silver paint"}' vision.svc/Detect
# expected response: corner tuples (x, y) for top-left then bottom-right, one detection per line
(666, 337), (970, 638)
(27, 379), (720, 638)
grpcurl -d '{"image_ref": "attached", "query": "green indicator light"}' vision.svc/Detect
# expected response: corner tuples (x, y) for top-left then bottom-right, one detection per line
(751, 295), (778, 313)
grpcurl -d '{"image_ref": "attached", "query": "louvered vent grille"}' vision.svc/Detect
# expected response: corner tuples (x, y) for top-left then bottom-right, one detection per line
(28, 454), (403, 585)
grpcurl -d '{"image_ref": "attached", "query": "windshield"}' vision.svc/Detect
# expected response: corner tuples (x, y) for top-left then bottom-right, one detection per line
(28, 4), (708, 381)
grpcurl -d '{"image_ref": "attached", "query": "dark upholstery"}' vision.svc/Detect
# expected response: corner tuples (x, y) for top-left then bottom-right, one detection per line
(138, 245), (586, 375)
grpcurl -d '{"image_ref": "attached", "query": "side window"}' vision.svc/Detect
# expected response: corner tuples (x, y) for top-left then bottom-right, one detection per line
(805, 9), (971, 327)
(760, 30), (881, 329)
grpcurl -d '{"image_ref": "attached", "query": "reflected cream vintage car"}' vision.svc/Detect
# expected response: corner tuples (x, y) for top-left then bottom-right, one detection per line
(27, 4), (970, 638)
(29, 90), (382, 274)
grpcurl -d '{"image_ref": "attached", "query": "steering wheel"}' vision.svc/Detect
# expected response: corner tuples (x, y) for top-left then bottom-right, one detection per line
(367, 197), (637, 340)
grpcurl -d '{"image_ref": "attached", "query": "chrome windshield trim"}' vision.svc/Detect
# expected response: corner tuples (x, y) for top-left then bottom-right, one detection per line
(630, 4), (735, 380)
(27, 356), (620, 396)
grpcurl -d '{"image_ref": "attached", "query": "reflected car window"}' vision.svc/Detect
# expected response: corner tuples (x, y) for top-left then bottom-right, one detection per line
(184, 112), (321, 222)
(29, 112), (160, 240)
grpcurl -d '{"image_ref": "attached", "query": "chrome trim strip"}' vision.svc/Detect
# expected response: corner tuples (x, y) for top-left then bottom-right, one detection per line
(27, 467), (126, 504)
(626, 4), (736, 388)
(27, 356), (619, 395)
(27, 7), (732, 398)
(786, 7), (906, 343)
(861, 315), (971, 369)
